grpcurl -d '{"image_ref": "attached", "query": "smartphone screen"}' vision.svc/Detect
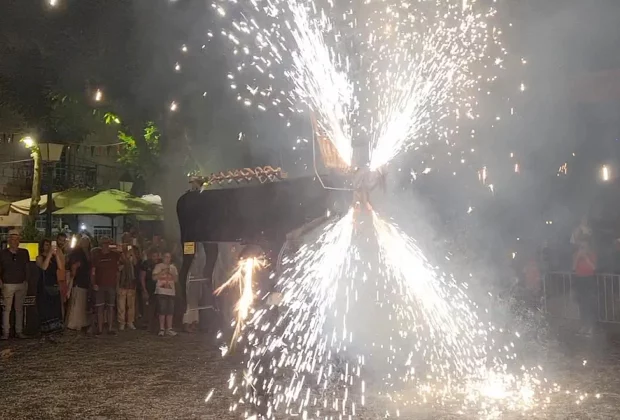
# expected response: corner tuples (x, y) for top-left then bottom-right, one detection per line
(51, 240), (57, 248)
(128, 245), (132, 250)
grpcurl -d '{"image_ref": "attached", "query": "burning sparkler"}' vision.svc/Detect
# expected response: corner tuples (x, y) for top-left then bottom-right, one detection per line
(220, 210), (356, 418)
(214, 254), (266, 346)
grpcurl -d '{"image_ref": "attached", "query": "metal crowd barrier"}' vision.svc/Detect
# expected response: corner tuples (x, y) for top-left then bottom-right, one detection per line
(186, 276), (215, 312)
(544, 271), (620, 324)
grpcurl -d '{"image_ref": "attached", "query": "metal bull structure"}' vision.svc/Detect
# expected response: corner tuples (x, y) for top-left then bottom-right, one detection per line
(175, 171), (346, 327)
(177, 174), (334, 245)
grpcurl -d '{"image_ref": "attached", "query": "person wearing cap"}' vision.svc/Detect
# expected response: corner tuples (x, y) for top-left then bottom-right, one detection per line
(0, 229), (31, 339)
(91, 236), (122, 335)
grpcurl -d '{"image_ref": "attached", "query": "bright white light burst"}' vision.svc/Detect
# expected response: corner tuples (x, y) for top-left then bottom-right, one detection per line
(212, 0), (504, 169)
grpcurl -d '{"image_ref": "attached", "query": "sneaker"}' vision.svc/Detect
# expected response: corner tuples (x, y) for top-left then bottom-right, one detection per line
(158, 330), (165, 337)
(165, 329), (178, 337)
(15, 332), (27, 339)
(1, 335), (8, 341)
(119, 324), (125, 331)
(107, 329), (117, 336)
(127, 323), (136, 330)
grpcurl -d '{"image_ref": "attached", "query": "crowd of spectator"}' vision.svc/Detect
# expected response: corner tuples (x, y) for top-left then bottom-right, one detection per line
(0, 228), (196, 341)
(510, 215), (610, 335)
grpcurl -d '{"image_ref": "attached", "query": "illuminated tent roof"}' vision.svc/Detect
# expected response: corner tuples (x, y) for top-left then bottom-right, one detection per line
(10, 189), (97, 215)
(54, 189), (162, 216)
(0, 199), (10, 216)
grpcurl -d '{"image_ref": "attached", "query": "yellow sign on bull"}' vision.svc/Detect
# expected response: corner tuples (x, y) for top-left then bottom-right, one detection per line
(183, 242), (195, 255)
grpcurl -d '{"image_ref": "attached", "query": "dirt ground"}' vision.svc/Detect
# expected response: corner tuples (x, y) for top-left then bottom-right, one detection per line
(0, 331), (237, 420)
(2, 328), (620, 419)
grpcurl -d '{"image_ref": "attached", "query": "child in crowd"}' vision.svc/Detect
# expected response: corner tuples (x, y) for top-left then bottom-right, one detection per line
(152, 252), (178, 337)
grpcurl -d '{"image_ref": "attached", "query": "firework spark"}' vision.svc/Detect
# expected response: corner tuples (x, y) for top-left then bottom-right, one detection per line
(288, 1), (355, 167)
(222, 210), (357, 418)
(212, 208), (585, 418)
(367, 1), (505, 170)
(214, 256), (266, 345)
(213, 0), (505, 170)
(368, 211), (595, 417)
(372, 210), (488, 378)
(212, 0), (354, 167)
(204, 0), (590, 417)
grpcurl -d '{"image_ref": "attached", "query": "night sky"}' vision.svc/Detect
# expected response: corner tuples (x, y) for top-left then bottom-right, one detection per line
(2, 0), (620, 243)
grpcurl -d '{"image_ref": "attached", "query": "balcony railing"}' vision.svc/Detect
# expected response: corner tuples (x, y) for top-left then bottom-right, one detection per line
(1, 161), (99, 195)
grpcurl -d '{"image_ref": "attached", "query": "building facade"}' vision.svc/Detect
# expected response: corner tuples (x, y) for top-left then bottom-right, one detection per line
(0, 136), (126, 240)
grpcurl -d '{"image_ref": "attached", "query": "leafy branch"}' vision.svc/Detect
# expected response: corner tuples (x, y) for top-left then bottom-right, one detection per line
(104, 112), (161, 181)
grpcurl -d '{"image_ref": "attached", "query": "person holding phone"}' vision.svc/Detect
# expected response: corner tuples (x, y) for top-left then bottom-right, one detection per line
(66, 236), (92, 331)
(139, 248), (160, 332)
(152, 252), (178, 337)
(91, 236), (122, 335)
(36, 238), (65, 341)
(117, 244), (138, 331)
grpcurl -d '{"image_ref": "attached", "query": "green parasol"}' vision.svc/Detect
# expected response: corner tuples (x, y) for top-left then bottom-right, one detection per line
(53, 189), (163, 216)
(10, 189), (97, 215)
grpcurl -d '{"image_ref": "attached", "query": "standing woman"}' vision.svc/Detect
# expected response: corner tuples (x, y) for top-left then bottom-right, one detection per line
(36, 238), (65, 341)
(65, 237), (92, 331)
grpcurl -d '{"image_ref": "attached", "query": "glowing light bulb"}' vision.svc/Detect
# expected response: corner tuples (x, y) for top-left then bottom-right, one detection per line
(21, 136), (35, 149)
(601, 165), (610, 182)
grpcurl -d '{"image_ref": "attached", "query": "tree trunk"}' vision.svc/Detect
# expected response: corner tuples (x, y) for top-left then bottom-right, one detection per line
(154, 123), (190, 242)
(147, 162), (186, 243)
(28, 149), (42, 218)
(161, 186), (181, 241)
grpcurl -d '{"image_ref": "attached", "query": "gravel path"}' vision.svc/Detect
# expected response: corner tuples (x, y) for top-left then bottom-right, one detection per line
(1, 328), (620, 419)
(0, 331), (236, 420)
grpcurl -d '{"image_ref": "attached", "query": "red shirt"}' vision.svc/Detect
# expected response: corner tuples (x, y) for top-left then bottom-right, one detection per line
(523, 260), (541, 291)
(574, 251), (596, 277)
(92, 248), (121, 287)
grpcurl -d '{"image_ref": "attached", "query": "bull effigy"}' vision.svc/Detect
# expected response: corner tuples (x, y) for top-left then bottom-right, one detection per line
(176, 167), (348, 337)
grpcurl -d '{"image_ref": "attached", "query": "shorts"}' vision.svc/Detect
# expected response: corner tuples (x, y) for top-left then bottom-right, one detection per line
(95, 287), (116, 308)
(157, 295), (175, 316)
